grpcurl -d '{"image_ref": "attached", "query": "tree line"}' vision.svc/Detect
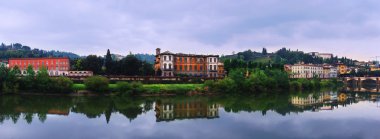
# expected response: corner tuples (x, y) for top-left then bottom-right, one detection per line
(71, 49), (155, 76)
(0, 43), (80, 59)
(222, 47), (357, 67)
(0, 65), (74, 94)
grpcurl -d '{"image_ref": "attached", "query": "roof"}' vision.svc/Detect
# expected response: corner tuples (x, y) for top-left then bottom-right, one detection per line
(159, 50), (219, 57)
(8, 57), (69, 60)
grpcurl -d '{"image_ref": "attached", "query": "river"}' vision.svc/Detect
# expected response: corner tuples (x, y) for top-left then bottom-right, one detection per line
(0, 89), (380, 139)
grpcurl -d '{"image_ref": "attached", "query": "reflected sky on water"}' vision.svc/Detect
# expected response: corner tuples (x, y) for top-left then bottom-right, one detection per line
(1, 90), (380, 139)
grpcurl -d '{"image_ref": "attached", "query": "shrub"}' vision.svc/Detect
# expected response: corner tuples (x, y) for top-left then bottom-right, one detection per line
(84, 76), (109, 93)
(214, 78), (236, 94)
(116, 81), (132, 94)
(51, 77), (74, 93)
(290, 80), (302, 90)
(129, 81), (145, 95)
(297, 79), (311, 89)
(116, 81), (144, 96)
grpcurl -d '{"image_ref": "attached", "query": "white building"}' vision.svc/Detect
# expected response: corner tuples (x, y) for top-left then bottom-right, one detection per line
(308, 52), (333, 60)
(289, 63), (323, 78)
(322, 65), (338, 78)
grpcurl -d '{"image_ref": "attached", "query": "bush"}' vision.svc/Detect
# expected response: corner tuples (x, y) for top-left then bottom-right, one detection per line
(116, 81), (132, 94)
(290, 80), (302, 90)
(51, 77), (74, 93)
(297, 79), (311, 89)
(129, 82), (145, 95)
(84, 76), (109, 93)
(116, 81), (144, 96)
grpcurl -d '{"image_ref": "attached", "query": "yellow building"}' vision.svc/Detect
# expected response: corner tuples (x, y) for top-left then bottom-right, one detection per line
(337, 64), (348, 75)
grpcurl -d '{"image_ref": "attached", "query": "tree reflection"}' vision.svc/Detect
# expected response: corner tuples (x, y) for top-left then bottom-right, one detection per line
(0, 90), (378, 124)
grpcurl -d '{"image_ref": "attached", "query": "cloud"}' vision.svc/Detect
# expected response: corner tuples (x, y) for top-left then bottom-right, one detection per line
(0, 0), (379, 60)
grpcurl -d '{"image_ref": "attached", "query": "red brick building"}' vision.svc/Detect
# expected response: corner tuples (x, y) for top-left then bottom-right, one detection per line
(8, 57), (70, 76)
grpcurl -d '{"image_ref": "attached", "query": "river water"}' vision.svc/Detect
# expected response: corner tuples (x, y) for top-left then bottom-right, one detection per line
(0, 89), (380, 139)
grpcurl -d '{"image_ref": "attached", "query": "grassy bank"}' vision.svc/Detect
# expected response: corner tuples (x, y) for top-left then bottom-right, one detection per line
(143, 84), (203, 94)
(73, 83), (203, 94)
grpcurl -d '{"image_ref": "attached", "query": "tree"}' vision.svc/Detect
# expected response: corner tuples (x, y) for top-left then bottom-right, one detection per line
(262, 48), (267, 55)
(105, 49), (113, 75)
(23, 65), (35, 90)
(35, 67), (52, 93)
(82, 55), (104, 75)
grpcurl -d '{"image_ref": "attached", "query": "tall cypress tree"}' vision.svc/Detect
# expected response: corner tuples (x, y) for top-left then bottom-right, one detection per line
(262, 48), (267, 55)
(105, 49), (113, 75)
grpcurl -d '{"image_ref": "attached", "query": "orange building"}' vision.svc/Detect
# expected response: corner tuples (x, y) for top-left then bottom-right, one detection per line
(337, 63), (348, 75)
(154, 48), (224, 77)
(8, 57), (70, 76)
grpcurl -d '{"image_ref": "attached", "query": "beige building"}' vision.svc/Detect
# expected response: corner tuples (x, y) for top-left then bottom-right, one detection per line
(288, 63), (323, 78)
(291, 94), (323, 106)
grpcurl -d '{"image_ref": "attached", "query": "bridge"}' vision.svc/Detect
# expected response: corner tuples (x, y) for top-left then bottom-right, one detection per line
(344, 86), (380, 93)
(343, 77), (380, 85)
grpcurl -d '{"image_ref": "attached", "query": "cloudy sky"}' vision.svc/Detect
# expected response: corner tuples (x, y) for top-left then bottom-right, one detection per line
(0, 0), (379, 60)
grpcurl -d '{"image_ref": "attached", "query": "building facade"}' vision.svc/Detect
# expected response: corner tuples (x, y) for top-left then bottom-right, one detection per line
(67, 71), (93, 77)
(154, 48), (224, 77)
(337, 63), (348, 75)
(308, 52), (333, 59)
(8, 57), (70, 76)
(322, 65), (338, 78)
(288, 63), (323, 78)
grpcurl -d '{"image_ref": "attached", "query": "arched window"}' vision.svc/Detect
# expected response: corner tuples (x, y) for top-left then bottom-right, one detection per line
(169, 64), (172, 70)
(164, 64), (167, 70)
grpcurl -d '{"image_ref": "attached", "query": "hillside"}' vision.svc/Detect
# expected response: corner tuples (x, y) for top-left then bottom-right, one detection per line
(221, 47), (356, 66)
(0, 43), (80, 60)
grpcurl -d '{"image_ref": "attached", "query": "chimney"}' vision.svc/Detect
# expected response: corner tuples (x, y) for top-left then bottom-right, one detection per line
(156, 48), (161, 55)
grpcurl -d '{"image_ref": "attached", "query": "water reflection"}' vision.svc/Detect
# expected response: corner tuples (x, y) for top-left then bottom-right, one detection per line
(155, 99), (219, 122)
(1, 89), (380, 139)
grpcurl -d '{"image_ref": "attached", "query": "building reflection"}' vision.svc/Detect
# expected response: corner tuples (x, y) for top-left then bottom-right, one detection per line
(155, 100), (219, 122)
(290, 90), (380, 112)
(15, 107), (70, 116)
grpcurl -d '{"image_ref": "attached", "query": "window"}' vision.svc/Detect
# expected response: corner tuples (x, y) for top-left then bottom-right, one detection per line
(214, 65), (217, 70)
(164, 56), (167, 61)
(164, 64), (167, 69)
(209, 65), (212, 70)
(169, 56), (172, 61)
(169, 64), (172, 70)
(185, 65), (188, 71)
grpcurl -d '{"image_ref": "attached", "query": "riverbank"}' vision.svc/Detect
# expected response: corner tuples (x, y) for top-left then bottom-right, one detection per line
(73, 83), (204, 95)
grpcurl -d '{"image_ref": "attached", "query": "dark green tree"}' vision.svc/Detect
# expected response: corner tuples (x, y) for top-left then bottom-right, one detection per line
(262, 48), (267, 55)
(105, 49), (113, 75)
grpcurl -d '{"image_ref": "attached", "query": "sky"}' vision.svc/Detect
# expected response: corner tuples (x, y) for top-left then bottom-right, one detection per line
(0, 0), (379, 61)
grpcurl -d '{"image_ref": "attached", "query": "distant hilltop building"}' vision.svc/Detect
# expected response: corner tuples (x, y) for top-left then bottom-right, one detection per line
(308, 52), (333, 60)
(154, 48), (225, 77)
